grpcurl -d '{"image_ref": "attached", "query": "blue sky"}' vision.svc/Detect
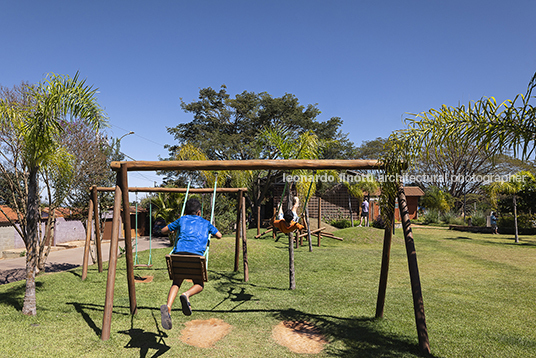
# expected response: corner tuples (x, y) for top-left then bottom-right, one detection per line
(2, 0), (535, 192)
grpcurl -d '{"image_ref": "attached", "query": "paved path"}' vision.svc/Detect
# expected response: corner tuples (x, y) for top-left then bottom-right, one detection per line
(0, 236), (172, 285)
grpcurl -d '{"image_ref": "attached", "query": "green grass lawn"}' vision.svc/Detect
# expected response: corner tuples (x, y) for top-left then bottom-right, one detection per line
(1, 226), (536, 357)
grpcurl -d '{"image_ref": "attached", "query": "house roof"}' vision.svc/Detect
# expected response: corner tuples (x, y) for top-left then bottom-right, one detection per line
(0, 205), (76, 223)
(0, 205), (19, 223)
(403, 186), (425, 197)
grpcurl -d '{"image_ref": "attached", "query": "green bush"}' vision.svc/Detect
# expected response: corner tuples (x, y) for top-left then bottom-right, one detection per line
(329, 218), (352, 229)
(372, 215), (385, 229)
(469, 210), (487, 227)
(498, 213), (536, 230)
(423, 209), (440, 224)
(441, 211), (461, 225)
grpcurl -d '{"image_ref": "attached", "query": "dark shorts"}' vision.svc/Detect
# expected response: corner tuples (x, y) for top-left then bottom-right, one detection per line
(361, 212), (369, 217)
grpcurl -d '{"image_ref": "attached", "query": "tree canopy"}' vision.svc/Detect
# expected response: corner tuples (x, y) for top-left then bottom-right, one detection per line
(166, 85), (354, 161)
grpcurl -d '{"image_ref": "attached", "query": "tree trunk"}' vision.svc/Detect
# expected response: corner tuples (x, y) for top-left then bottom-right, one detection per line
(22, 166), (39, 316)
(38, 211), (55, 271)
(514, 195), (519, 243)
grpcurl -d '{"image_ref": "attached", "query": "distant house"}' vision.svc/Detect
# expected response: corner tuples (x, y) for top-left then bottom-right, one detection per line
(0, 205), (86, 258)
(101, 206), (149, 240)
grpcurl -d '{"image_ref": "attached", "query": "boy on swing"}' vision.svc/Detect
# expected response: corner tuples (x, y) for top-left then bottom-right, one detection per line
(272, 196), (305, 233)
(160, 198), (222, 330)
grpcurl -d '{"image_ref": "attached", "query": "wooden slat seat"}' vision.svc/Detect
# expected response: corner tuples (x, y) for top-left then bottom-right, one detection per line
(165, 254), (208, 282)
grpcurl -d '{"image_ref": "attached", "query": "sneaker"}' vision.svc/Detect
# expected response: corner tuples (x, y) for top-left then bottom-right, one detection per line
(160, 305), (172, 330)
(180, 294), (192, 316)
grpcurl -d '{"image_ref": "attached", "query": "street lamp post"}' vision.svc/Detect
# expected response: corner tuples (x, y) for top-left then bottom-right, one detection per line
(117, 131), (135, 160)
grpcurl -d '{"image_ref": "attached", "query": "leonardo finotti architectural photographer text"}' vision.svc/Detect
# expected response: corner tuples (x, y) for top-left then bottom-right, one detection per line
(283, 173), (527, 184)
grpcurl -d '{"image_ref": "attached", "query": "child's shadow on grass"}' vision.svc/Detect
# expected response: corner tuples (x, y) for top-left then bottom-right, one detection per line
(118, 314), (170, 358)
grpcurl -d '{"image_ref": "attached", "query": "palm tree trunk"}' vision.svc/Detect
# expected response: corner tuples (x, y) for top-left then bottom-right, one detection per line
(22, 166), (39, 316)
(514, 195), (519, 243)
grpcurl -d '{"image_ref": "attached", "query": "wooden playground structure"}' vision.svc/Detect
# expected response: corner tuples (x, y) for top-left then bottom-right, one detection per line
(255, 197), (344, 246)
(81, 186), (248, 281)
(98, 159), (430, 354)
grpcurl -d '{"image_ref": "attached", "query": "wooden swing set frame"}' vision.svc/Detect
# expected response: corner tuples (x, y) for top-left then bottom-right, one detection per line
(99, 159), (430, 355)
(81, 186), (248, 280)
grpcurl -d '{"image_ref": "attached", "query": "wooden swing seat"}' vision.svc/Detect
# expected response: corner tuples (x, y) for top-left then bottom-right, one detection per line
(134, 264), (154, 268)
(165, 254), (208, 282)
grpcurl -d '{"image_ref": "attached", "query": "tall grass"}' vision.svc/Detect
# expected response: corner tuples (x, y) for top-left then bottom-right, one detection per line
(1, 227), (536, 357)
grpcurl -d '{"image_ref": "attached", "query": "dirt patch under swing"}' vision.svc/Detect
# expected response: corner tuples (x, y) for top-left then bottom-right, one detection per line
(134, 275), (153, 283)
(180, 318), (232, 348)
(272, 320), (328, 354)
(178, 318), (327, 353)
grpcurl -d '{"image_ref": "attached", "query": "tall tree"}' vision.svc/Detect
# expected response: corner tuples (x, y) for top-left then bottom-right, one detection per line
(0, 73), (106, 315)
(167, 85), (354, 161)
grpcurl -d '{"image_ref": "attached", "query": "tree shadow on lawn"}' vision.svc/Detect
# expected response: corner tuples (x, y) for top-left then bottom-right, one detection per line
(272, 308), (436, 358)
(444, 235), (536, 247)
(0, 263), (80, 285)
(0, 281), (43, 310)
(67, 300), (434, 357)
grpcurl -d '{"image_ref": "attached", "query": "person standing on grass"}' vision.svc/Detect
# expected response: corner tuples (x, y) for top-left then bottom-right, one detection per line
(359, 198), (369, 227)
(159, 198), (222, 330)
(490, 212), (498, 234)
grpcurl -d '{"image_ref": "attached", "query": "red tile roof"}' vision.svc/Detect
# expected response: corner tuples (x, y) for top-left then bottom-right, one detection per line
(0, 205), (20, 223)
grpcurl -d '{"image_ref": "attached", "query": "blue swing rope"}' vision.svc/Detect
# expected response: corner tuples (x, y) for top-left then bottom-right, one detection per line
(205, 173), (218, 269)
(169, 178), (191, 254)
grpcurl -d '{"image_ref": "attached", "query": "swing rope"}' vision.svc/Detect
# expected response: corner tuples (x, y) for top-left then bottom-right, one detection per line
(300, 171), (316, 218)
(169, 178), (191, 254)
(204, 173), (218, 268)
(134, 195), (139, 265)
(276, 179), (289, 218)
(134, 192), (154, 267)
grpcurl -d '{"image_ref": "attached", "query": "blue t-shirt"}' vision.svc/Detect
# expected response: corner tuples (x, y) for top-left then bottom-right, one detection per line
(167, 215), (219, 256)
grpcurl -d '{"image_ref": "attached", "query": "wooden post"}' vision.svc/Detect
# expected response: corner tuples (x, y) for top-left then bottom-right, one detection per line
(317, 197), (322, 246)
(234, 190), (243, 272)
(288, 232), (295, 290)
(81, 198), (93, 281)
(272, 207), (277, 240)
(101, 185), (122, 341)
(375, 193), (395, 318)
(92, 186), (103, 272)
(120, 163), (137, 315)
(257, 205), (261, 236)
(306, 207), (312, 252)
(398, 184), (430, 355)
(348, 195), (354, 227)
(242, 196), (249, 282)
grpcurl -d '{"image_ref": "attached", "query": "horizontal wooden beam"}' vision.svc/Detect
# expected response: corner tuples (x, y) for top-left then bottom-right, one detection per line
(93, 187), (247, 193)
(110, 159), (381, 172)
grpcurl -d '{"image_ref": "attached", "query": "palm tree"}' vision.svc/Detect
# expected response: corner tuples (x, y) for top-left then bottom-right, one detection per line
(259, 125), (326, 289)
(489, 171), (535, 243)
(0, 73), (106, 315)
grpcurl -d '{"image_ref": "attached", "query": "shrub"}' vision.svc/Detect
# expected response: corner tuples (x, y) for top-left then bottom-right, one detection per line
(498, 213), (536, 231)
(470, 210), (487, 227)
(372, 215), (385, 229)
(329, 218), (352, 229)
(423, 209), (440, 224)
